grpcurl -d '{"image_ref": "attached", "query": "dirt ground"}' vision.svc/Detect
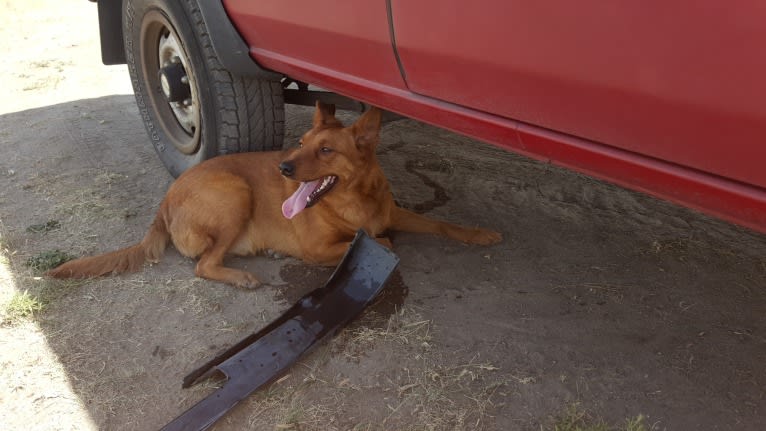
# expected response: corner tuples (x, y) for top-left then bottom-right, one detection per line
(2, 2), (766, 430)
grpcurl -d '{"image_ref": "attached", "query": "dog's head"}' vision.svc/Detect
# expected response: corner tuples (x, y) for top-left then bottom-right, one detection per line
(279, 101), (383, 219)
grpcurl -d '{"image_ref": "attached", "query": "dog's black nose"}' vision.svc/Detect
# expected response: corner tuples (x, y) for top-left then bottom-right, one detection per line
(279, 161), (295, 177)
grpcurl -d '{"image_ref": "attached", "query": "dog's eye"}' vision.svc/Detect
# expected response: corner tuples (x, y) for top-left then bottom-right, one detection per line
(320, 147), (333, 154)
(298, 141), (303, 148)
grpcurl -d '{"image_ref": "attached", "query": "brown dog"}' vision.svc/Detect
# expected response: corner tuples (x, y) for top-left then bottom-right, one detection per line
(47, 102), (502, 288)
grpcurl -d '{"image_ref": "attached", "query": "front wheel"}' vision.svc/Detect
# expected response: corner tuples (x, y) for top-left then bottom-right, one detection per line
(123, 0), (284, 177)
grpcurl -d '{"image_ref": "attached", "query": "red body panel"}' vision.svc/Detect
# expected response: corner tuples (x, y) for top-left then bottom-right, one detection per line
(223, 0), (766, 234)
(392, 1), (766, 189)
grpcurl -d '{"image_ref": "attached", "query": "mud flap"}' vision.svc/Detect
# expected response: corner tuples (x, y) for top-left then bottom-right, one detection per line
(161, 230), (399, 431)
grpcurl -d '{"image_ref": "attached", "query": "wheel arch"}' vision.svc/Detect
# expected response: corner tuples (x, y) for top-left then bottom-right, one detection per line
(195, 1), (281, 80)
(94, 0), (281, 81)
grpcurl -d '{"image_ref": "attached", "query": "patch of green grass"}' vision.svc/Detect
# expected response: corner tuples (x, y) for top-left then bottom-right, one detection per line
(2, 290), (44, 323)
(1, 277), (86, 326)
(25, 250), (74, 272)
(552, 403), (651, 431)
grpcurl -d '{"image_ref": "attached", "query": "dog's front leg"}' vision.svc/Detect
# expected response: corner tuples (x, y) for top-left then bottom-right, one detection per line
(389, 207), (502, 245)
(309, 241), (353, 266)
(308, 237), (392, 266)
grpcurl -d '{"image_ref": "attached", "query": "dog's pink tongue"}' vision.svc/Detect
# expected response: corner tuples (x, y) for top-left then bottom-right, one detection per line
(282, 180), (319, 219)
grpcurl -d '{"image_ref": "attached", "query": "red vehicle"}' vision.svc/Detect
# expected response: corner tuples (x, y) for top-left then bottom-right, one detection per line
(93, 0), (766, 234)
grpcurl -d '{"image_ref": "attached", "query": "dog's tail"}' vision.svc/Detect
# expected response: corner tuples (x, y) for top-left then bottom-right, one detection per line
(46, 212), (170, 279)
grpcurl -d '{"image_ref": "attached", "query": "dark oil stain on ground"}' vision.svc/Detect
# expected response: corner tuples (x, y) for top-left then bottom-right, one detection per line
(276, 263), (409, 328)
(403, 159), (450, 213)
(379, 140), (451, 214)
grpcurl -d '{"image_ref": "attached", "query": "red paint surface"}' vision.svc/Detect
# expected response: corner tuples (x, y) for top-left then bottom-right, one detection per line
(223, 0), (766, 234)
(392, 1), (766, 189)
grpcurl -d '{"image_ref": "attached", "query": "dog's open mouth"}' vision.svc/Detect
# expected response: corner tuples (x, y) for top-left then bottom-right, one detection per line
(282, 175), (338, 219)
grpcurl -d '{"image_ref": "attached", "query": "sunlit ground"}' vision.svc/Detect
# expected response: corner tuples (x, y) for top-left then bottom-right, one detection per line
(0, 0), (132, 117)
(0, 1), (132, 429)
(0, 232), (97, 430)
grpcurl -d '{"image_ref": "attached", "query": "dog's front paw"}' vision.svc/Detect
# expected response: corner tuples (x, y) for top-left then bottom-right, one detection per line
(467, 228), (503, 245)
(234, 272), (261, 290)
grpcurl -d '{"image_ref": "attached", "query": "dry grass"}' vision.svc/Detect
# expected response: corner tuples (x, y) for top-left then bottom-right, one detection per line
(384, 359), (506, 430)
(229, 307), (523, 431)
(551, 403), (655, 431)
(345, 306), (434, 355)
(649, 236), (745, 263)
(51, 172), (125, 223)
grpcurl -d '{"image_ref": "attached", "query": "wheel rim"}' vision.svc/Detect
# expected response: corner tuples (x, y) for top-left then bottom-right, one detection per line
(140, 10), (201, 155)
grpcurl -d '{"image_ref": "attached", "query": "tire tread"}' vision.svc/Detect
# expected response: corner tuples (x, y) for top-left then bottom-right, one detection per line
(125, 0), (284, 176)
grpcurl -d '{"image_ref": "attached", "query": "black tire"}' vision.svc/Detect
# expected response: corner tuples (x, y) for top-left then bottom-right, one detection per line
(123, 0), (284, 177)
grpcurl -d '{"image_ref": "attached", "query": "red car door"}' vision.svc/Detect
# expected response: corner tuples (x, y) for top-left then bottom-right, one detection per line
(391, 1), (766, 189)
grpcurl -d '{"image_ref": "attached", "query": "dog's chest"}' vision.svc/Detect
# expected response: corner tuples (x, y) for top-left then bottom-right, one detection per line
(313, 197), (388, 236)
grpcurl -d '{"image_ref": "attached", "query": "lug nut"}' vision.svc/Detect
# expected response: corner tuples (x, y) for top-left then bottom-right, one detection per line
(158, 62), (191, 103)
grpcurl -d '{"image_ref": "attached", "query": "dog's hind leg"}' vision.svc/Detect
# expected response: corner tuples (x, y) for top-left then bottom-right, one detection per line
(389, 207), (502, 245)
(177, 217), (261, 289)
(167, 173), (260, 288)
(195, 241), (260, 289)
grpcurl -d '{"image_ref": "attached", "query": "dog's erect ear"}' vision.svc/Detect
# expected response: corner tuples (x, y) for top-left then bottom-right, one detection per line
(313, 101), (339, 128)
(351, 107), (382, 151)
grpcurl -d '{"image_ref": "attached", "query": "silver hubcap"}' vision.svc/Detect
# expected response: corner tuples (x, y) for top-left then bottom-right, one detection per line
(158, 30), (199, 138)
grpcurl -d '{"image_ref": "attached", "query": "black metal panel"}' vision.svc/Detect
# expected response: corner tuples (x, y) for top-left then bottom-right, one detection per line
(162, 231), (399, 431)
(97, 0), (125, 65)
